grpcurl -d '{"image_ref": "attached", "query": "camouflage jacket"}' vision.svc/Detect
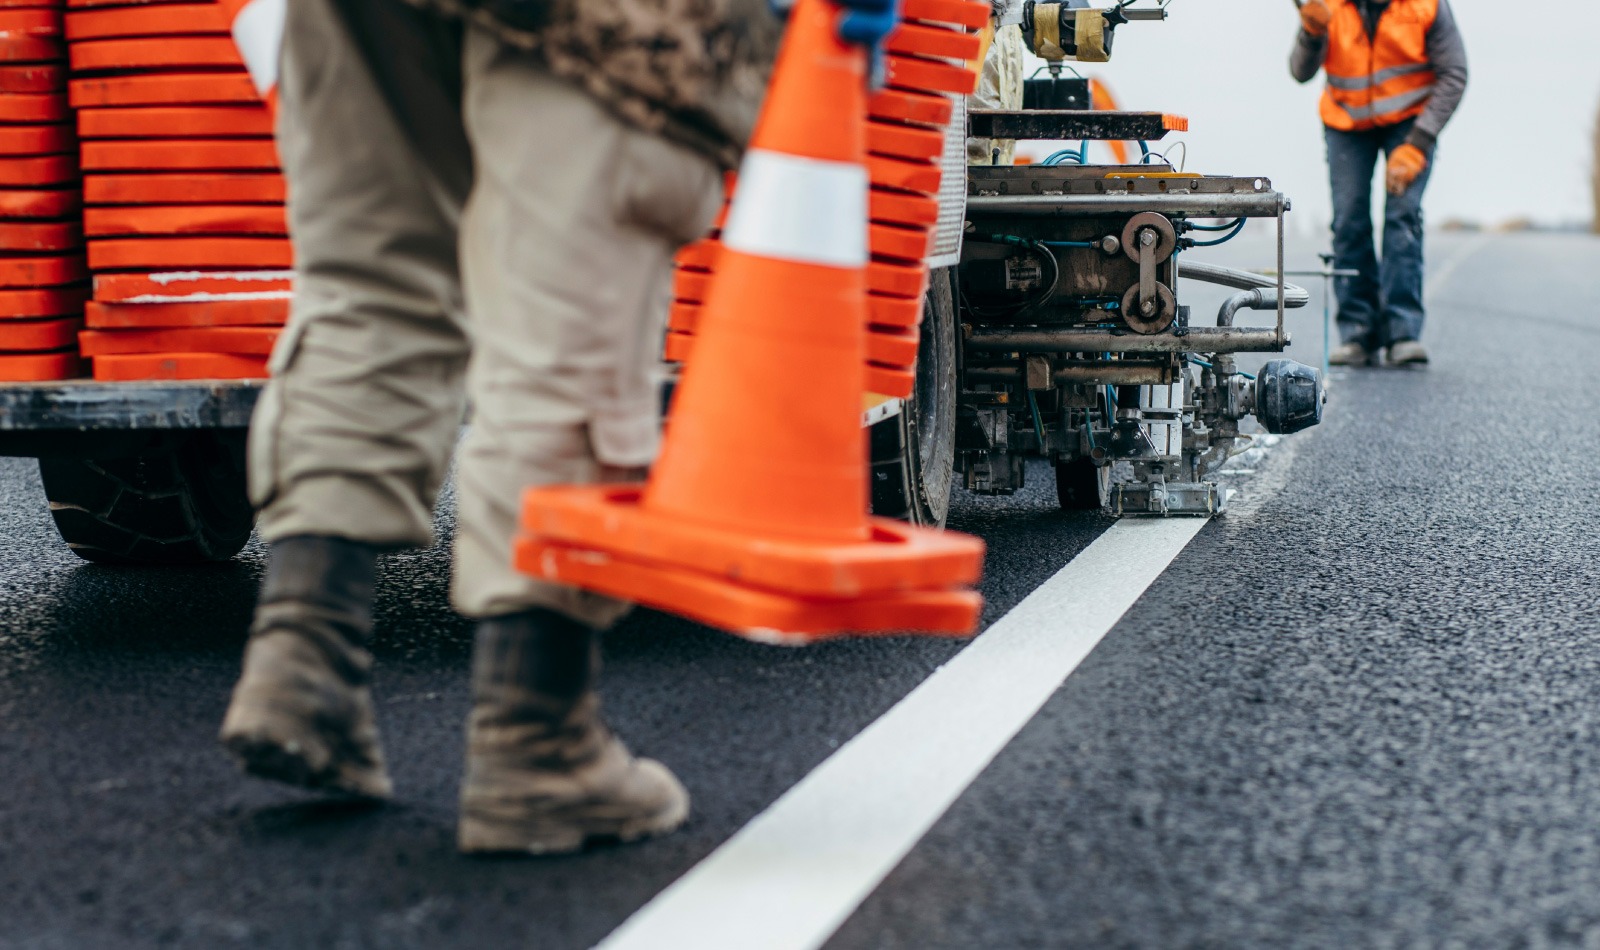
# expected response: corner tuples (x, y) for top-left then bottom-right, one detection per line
(409, 0), (781, 169)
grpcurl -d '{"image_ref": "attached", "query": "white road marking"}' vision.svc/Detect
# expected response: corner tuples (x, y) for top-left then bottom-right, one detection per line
(596, 516), (1210, 950)
(1426, 233), (1494, 299)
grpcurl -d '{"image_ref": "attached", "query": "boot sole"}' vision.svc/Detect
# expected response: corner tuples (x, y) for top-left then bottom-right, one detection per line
(457, 798), (689, 856)
(222, 726), (391, 800)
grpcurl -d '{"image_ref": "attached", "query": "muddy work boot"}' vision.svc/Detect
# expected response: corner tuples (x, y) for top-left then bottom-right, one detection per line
(219, 536), (392, 799)
(1328, 341), (1374, 366)
(458, 610), (688, 855)
(1387, 339), (1430, 366)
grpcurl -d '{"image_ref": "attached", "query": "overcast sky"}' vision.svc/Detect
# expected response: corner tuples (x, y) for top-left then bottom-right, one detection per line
(1016, 0), (1600, 232)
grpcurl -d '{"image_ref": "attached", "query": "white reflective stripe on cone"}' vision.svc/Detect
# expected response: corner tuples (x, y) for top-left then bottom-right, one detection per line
(232, 0), (286, 97)
(723, 150), (869, 269)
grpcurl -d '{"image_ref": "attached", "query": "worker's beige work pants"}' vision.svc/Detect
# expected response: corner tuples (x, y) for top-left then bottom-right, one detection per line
(250, 0), (724, 624)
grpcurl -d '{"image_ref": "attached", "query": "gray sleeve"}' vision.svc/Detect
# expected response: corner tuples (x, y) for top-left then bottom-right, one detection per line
(1408, 0), (1468, 151)
(1289, 28), (1326, 84)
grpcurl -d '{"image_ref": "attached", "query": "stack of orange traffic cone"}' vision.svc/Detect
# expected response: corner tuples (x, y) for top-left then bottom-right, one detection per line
(0, 1), (88, 381)
(664, 0), (987, 400)
(516, 0), (985, 643)
(65, 0), (287, 381)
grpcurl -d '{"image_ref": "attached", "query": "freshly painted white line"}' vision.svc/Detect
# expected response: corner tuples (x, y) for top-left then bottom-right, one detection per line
(596, 516), (1210, 950)
(1426, 234), (1493, 299)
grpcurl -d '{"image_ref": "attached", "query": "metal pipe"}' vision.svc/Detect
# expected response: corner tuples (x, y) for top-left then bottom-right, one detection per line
(964, 326), (1288, 354)
(966, 365), (1176, 386)
(966, 193), (1286, 218)
(1216, 288), (1310, 327)
(1179, 260), (1308, 301)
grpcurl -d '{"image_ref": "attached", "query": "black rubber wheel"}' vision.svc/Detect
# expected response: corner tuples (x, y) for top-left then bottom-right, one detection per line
(870, 267), (958, 527)
(1055, 456), (1108, 511)
(38, 431), (255, 565)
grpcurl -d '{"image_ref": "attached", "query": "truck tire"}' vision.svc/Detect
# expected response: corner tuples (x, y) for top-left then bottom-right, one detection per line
(38, 431), (255, 565)
(870, 267), (958, 527)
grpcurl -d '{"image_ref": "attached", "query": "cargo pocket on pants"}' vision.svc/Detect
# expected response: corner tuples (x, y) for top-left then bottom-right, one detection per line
(246, 314), (312, 510)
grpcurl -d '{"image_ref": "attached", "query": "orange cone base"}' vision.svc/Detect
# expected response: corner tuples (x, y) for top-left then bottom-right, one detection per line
(0, 92), (69, 123)
(902, 0), (989, 29)
(86, 297), (287, 328)
(520, 484), (983, 601)
(870, 87), (951, 127)
(85, 204), (286, 237)
(85, 172), (284, 205)
(515, 537), (981, 643)
(0, 254), (87, 287)
(867, 325), (919, 365)
(0, 350), (83, 381)
(870, 293), (922, 328)
(0, 37), (63, 62)
(70, 37), (244, 72)
(0, 316), (81, 350)
(0, 65), (64, 95)
(0, 10), (61, 36)
(867, 366), (915, 399)
(870, 222), (932, 262)
(662, 329), (693, 363)
(0, 188), (81, 219)
(867, 365), (916, 398)
(92, 269), (292, 302)
(70, 72), (259, 109)
(65, 4), (231, 40)
(0, 154), (79, 188)
(81, 138), (279, 172)
(88, 237), (291, 270)
(886, 22), (981, 61)
(886, 54), (979, 97)
(79, 325), (279, 356)
(91, 351), (267, 381)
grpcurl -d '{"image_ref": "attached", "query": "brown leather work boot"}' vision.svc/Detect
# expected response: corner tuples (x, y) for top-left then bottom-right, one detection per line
(458, 610), (688, 855)
(219, 536), (392, 800)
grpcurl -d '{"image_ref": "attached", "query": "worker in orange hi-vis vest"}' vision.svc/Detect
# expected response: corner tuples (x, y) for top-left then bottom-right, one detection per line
(1292, 0), (1467, 368)
(211, 0), (837, 857)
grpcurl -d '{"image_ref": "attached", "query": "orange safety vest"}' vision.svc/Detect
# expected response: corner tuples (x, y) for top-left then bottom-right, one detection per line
(1319, 0), (1438, 132)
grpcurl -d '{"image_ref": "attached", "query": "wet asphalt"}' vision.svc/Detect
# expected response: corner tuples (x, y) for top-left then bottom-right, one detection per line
(2, 232), (1598, 948)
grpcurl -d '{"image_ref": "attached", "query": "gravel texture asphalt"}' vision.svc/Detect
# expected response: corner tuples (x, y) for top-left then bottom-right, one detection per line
(1, 232), (1596, 949)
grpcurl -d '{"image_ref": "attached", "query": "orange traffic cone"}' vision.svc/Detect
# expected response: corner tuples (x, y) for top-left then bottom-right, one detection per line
(516, 0), (985, 643)
(665, 0), (990, 400)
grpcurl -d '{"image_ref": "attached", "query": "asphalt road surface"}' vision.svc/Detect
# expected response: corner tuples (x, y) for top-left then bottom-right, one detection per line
(3, 231), (1599, 949)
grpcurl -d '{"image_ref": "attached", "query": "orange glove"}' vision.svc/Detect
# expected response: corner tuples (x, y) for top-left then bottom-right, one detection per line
(1386, 143), (1429, 196)
(1299, 0), (1332, 36)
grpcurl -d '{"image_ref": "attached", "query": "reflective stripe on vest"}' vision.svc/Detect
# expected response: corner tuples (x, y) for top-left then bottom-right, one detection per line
(1320, 0), (1439, 131)
(1337, 84), (1435, 123)
(1325, 61), (1433, 92)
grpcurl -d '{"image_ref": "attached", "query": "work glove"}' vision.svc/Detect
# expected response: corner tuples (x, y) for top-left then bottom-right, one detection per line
(1385, 143), (1428, 196)
(833, 0), (902, 48)
(769, 0), (902, 83)
(1298, 0), (1331, 36)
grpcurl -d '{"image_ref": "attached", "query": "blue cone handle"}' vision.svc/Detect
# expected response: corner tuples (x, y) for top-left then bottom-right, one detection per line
(836, 0), (902, 47)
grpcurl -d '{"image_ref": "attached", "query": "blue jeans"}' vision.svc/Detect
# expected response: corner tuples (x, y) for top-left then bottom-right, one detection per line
(1325, 120), (1433, 349)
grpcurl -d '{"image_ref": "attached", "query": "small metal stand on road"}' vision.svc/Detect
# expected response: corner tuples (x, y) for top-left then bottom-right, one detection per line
(1265, 253), (1359, 383)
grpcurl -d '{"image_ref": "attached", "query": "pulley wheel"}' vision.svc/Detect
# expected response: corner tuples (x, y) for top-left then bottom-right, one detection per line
(1121, 282), (1177, 335)
(1121, 211), (1176, 263)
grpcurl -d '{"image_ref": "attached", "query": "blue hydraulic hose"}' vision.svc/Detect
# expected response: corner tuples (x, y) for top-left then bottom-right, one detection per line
(1188, 218), (1247, 247)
